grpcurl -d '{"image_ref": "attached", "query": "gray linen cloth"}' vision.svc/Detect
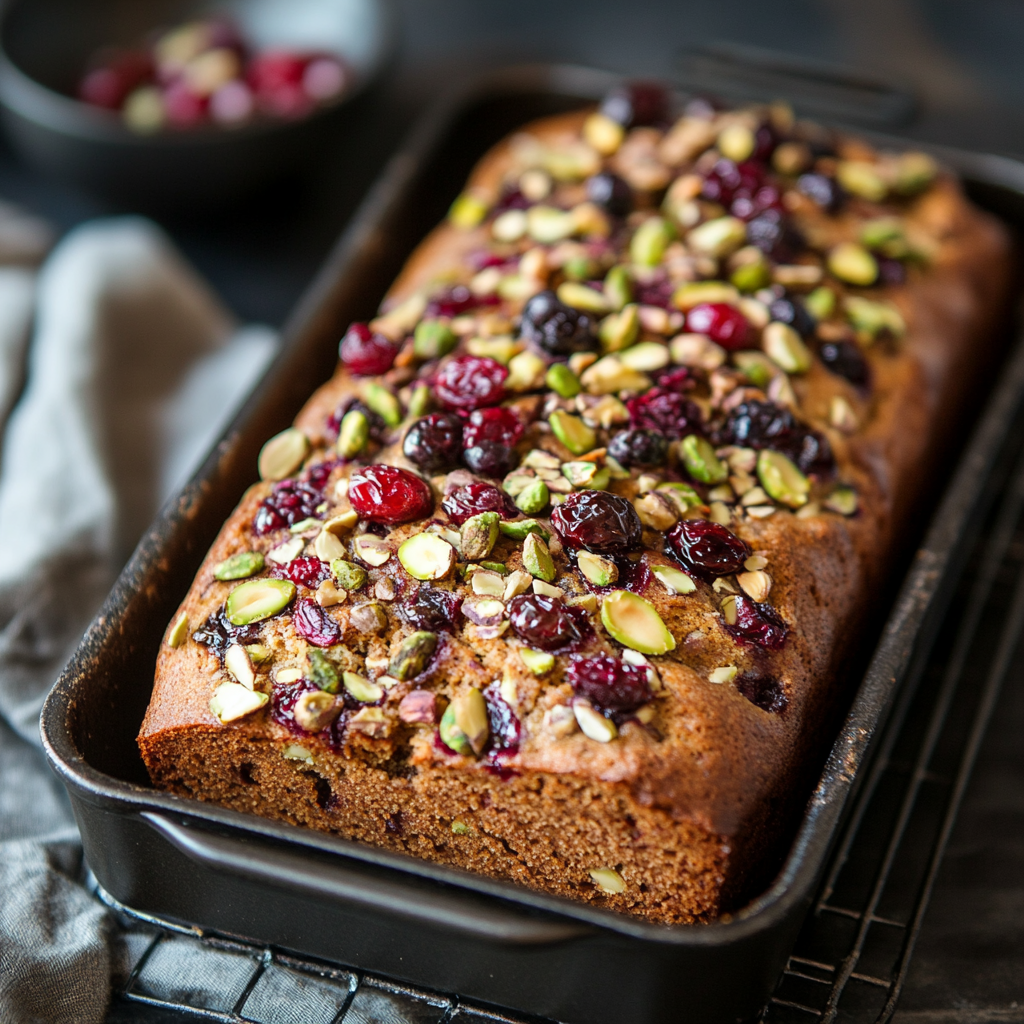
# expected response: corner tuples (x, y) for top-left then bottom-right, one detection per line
(0, 215), (278, 1024)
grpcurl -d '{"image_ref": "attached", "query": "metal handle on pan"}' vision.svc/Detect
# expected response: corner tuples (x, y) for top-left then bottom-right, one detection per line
(142, 811), (592, 945)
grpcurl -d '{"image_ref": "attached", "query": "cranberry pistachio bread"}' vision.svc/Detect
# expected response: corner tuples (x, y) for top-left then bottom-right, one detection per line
(139, 86), (1011, 924)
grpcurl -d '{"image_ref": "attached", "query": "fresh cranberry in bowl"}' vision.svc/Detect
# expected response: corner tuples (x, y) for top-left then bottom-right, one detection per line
(441, 482), (516, 525)
(403, 413), (464, 474)
(725, 595), (788, 650)
(667, 519), (750, 581)
(568, 655), (652, 718)
(551, 491), (642, 555)
(507, 593), (587, 651)
(339, 323), (398, 376)
(349, 465), (433, 524)
(433, 355), (508, 412)
(685, 303), (750, 350)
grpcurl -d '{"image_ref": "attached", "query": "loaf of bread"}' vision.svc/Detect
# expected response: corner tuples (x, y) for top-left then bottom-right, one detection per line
(139, 86), (1011, 924)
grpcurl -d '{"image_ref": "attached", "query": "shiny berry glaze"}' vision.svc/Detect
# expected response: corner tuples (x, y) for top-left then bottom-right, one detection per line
(608, 429), (668, 468)
(585, 172), (634, 217)
(254, 479), (325, 535)
(735, 670), (788, 713)
(397, 586), (462, 633)
(192, 608), (263, 656)
(348, 465), (434, 524)
(551, 490), (643, 555)
(403, 413), (464, 474)
(767, 295), (816, 339)
(667, 519), (750, 581)
(507, 593), (589, 651)
(484, 680), (521, 755)
(718, 399), (834, 476)
(339, 323), (398, 376)
(462, 407), (524, 477)
(819, 340), (869, 387)
(568, 655), (652, 718)
(273, 556), (330, 590)
(685, 302), (750, 350)
(441, 482), (516, 525)
(433, 356), (508, 412)
(426, 285), (501, 319)
(701, 159), (782, 221)
(725, 596), (789, 650)
(519, 291), (597, 357)
(599, 82), (669, 127)
(293, 597), (341, 647)
(626, 388), (703, 439)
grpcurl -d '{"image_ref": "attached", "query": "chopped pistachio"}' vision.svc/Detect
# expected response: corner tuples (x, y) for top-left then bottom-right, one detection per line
(708, 665), (738, 684)
(620, 341), (671, 372)
(503, 472), (535, 498)
(773, 264), (823, 289)
(827, 243), (879, 287)
(389, 630), (438, 681)
(671, 280), (739, 311)
(449, 191), (488, 229)
(210, 681), (268, 724)
(824, 486), (859, 516)
(282, 743), (314, 763)
(731, 259), (772, 293)
(348, 706), (387, 737)
(718, 122), (755, 161)
(276, 667), (304, 684)
(453, 688), (490, 755)
(343, 670), (384, 703)
(362, 383), (402, 427)
(289, 517), (320, 535)
(895, 152), (937, 195)
(498, 518), (550, 542)
(330, 558), (367, 591)
(651, 564), (697, 595)
(225, 644), (256, 689)
(656, 482), (704, 515)
(439, 703), (471, 755)
(603, 265), (633, 310)
(527, 205), (577, 244)
(549, 410), (597, 455)
(680, 435), (728, 485)
(214, 551), (265, 581)
(413, 318), (457, 360)
(371, 293), (428, 341)
(557, 281), (610, 314)
(634, 492), (678, 531)
(336, 409), (369, 459)
(398, 689), (437, 724)
(314, 529), (347, 563)
(546, 362), (581, 398)
(225, 578), (295, 625)
(450, 819), (473, 836)
(600, 590), (676, 655)
(757, 449), (810, 508)
(709, 501), (732, 525)
(598, 304), (641, 352)
(732, 350), (776, 389)
(561, 460), (600, 488)
(459, 511), (499, 561)
(830, 395), (859, 433)
(578, 550), (618, 586)
(258, 428), (309, 482)
(398, 533), (455, 581)
(580, 355), (650, 395)
(519, 647), (555, 675)
(471, 570), (505, 597)
(352, 534), (391, 567)
(804, 286), (836, 321)
(836, 161), (888, 202)
(590, 866), (627, 893)
(687, 216), (746, 258)
(407, 383), (431, 418)
(505, 349), (547, 391)
(166, 611), (189, 648)
(503, 569), (534, 601)
(563, 253), (599, 281)
(630, 216), (674, 267)
(533, 579), (564, 599)
(294, 690), (341, 732)
(491, 208), (528, 242)
(466, 336), (520, 365)
(515, 479), (550, 515)
(583, 110), (625, 154)
(350, 601), (388, 635)
(574, 700), (617, 742)
(763, 321), (812, 374)
(522, 531), (556, 582)
(245, 643), (271, 664)
(740, 486), (770, 507)
(844, 296), (905, 340)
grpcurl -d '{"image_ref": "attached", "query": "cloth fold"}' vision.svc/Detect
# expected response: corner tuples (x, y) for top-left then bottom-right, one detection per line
(0, 215), (279, 1024)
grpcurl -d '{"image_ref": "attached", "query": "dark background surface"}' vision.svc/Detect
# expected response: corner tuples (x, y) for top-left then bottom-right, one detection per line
(7, 1), (1019, 1019)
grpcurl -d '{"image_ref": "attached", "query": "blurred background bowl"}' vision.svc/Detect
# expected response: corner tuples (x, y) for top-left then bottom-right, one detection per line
(0, 0), (395, 212)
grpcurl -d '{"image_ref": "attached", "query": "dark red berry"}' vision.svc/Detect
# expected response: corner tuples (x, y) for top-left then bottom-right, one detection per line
(433, 355), (508, 412)
(735, 670), (788, 712)
(751, 123), (778, 161)
(599, 82), (669, 127)
(339, 323), (399, 376)
(718, 400), (834, 476)
(667, 519), (750, 582)
(397, 586), (462, 633)
(274, 556), (330, 590)
(441, 482), (516, 525)
(292, 597), (341, 647)
(585, 172), (633, 217)
(877, 257), (906, 285)
(797, 172), (843, 212)
(254, 480), (325, 535)
(819, 340), (869, 387)
(633, 277), (675, 308)
(78, 50), (153, 109)
(163, 81), (208, 127)
(403, 413), (463, 474)
(462, 406), (524, 477)
(270, 678), (318, 734)
(626, 389), (703, 439)
(551, 491), (642, 555)
(567, 655), (652, 717)
(426, 285), (500, 319)
(685, 303), (750, 351)
(484, 680), (521, 754)
(349, 465), (433, 524)
(700, 159), (769, 210)
(608, 429), (667, 468)
(519, 291), (597, 357)
(746, 209), (803, 263)
(767, 295), (815, 339)
(507, 594), (586, 651)
(725, 596), (788, 650)
(192, 608), (263, 656)
(493, 187), (531, 214)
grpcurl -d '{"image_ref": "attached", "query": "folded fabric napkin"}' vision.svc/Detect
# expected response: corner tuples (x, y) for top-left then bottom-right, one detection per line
(0, 215), (278, 1024)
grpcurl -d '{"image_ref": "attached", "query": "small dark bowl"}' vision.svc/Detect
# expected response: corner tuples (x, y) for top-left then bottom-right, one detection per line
(0, 0), (394, 210)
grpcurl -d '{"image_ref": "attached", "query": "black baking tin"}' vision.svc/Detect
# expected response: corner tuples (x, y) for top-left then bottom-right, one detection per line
(40, 64), (1024, 1024)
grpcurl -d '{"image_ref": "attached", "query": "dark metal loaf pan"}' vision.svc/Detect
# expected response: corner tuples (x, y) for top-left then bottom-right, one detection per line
(40, 64), (1024, 1024)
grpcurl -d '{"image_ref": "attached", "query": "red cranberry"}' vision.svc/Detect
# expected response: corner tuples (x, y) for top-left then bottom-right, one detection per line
(441, 482), (516, 525)
(608, 429), (667, 468)
(568, 655), (652, 717)
(163, 81), (208, 127)
(293, 597), (341, 647)
(339, 323), (398, 376)
(633, 277), (675, 309)
(273, 556), (330, 590)
(746, 209), (804, 263)
(718, 400), (834, 476)
(403, 413), (464, 474)
(701, 159), (767, 208)
(725, 596), (788, 651)
(767, 295), (816, 339)
(78, 50), (153, 109)
(599, 82), (669, 127)
(685, 303), (750, 351)
(462, 407), (524, 478)
(426, 285), (500, 319)
(493, 187), (531, 214)
(249, 50), (307, 90)
(484, 680), (521, 754)
(349, 465), (433, 524)
(819, 341), (868, 387)
(433, 356), (507, 412)
(519, 291), (597, 357)
(270, 678), (318, 734)
(751, 123), (778, 161)
(254, 480), (324, 534)
(192, 608), (264, 656)
(667, 520), (750, 581)
(735, 670), (788, 712)
(397, 586), (462, 633)
(877, 257), (906, 285)
(797, 173), (843, 212)
(585, 172), (633, 217)
(551, 491), (642, 555)
(626, 389), (703, 439)
(507, 594), (586, 651)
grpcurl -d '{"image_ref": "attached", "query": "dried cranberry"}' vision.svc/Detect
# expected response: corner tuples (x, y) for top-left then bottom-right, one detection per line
(349, 465), (433, 524)
(484, 681), (521, 755)
(626, 388), (703, 439)
(551, 491), (642, 555)
(747, 209), (803, 262)
(192, 608), (263, 656)
(433, 355), (508, 412)
(568, 655), (652, 718)
(652, 366), (691, 392)
(339, 323), (398, 376)
(493, 187), (531, 214)
(507, 593), (587, 651)
(462, 407), (524, 478)
(768, 296), (816, 339)
(608, 429), (667, 468)
(441, 482), (516, 525)
(254, 480), (324, 535)
(270, 678), (318, 734)
(797, 172), (843, 212)
(426, 285), (500, 319)
(752, 123), (779, 161)
(685, 303), (751, 351)
(586, 172), (633, 217)
(735, 670), (788, 712)
(398, 586), (462, 633)
(274, 557), (330, 590)
(718, 400), (834, 476)
(701, 159), (779, 221)
(633, 277), (675, 309)
(293, 597), (341, 647)
(819, 340), (869, 387)
(725, 596), (788, 650)
(667, 519), (749, 581)
(79, 50), (153, 109)
(877, 257), (906, 285)
(403, 413), (463, 474)
(599, 82), (669, 127)
(519, 291), (597, 358)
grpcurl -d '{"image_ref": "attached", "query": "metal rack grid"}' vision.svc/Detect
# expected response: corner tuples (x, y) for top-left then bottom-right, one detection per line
(102, 431), (1024, 1024)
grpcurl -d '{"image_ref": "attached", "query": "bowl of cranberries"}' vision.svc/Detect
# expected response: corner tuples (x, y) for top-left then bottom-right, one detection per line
(0, 0), (393, 208)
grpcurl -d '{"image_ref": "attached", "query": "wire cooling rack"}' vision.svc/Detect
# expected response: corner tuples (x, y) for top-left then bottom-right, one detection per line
(102, 425), (1024, 1024)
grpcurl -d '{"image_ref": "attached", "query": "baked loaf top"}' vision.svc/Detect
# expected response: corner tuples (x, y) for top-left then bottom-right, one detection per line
(140, 85), (1010, 917)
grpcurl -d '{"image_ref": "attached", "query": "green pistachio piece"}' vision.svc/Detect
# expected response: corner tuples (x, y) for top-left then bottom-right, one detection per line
(466, 336), (519, 365)
(836, 161), (888, 202)
(762, 321), (812, 374)
(630, 216), (674, 267)
(718, 123), (755, 162)
(656, 482), (704, 514)
(479, 561), (507, 574)
(894, 152), (937, 195)
(732, 351), (776, 389)
(498, 518), (550, 541)
(563, 254), (599, 281)
(575, 700), (618, 741)
(561, 460), (599, 488)
(449, 191), (488, 229)
(502, 473), (534, 498)
(166, 611), (189, 648)
(686, 216), (746, 258)
(603, 265), (633, 310)
(527, 205), (576, 244)
(620, 341), (670, 373)
(680, 435), (728, 485)
(307, 648), (340, 694)
(578, 550), (618, 586)
(546, 362), (582, 398)
(407, 383), (432, 418)
(580, 355), (650, 395)
(828, 243), (879, 287)
(522, 532), (556, 582)
(824, 486), (859, 516)
(343, 670), (384, 703)
(362, 383), (402, 427)
(671, 281), (739, 311)
(225, 578), (295, 625)
(413, 319), (457, 360)
(214, 551), (265, 581)
(589, 467), (611, 490)
(505, 350), (547, 391)
(598, 304), (641, 352)
(515, 479), (550, 515)
(804, 286), (836, 321)
(451, 819), (473, 835)
(294, 691), (342, 732)
(389, 630), (438, 681)
(398, 533), (456, 581)
(337, 409), (369, 458)
(730, 261), (771, 293)
(331, 558), (368, 591)
(439, 703), (472, 755)
(245, 643), (271, 664)
(557, 282), (610, 314)
(651, 564), (697, 595)
(861, 217), (906, 255)
(844, 296), (906, 340)
(258, 428), (309, 482)
(549, 410), (597, 455)
(757, 449), (810, 508)
(460, 511), (500, 561)
(600, 590), (676, 655)
(519, 648), (555, 675)
(453, 688), (490, 755)
(209, 681), (268, 723)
